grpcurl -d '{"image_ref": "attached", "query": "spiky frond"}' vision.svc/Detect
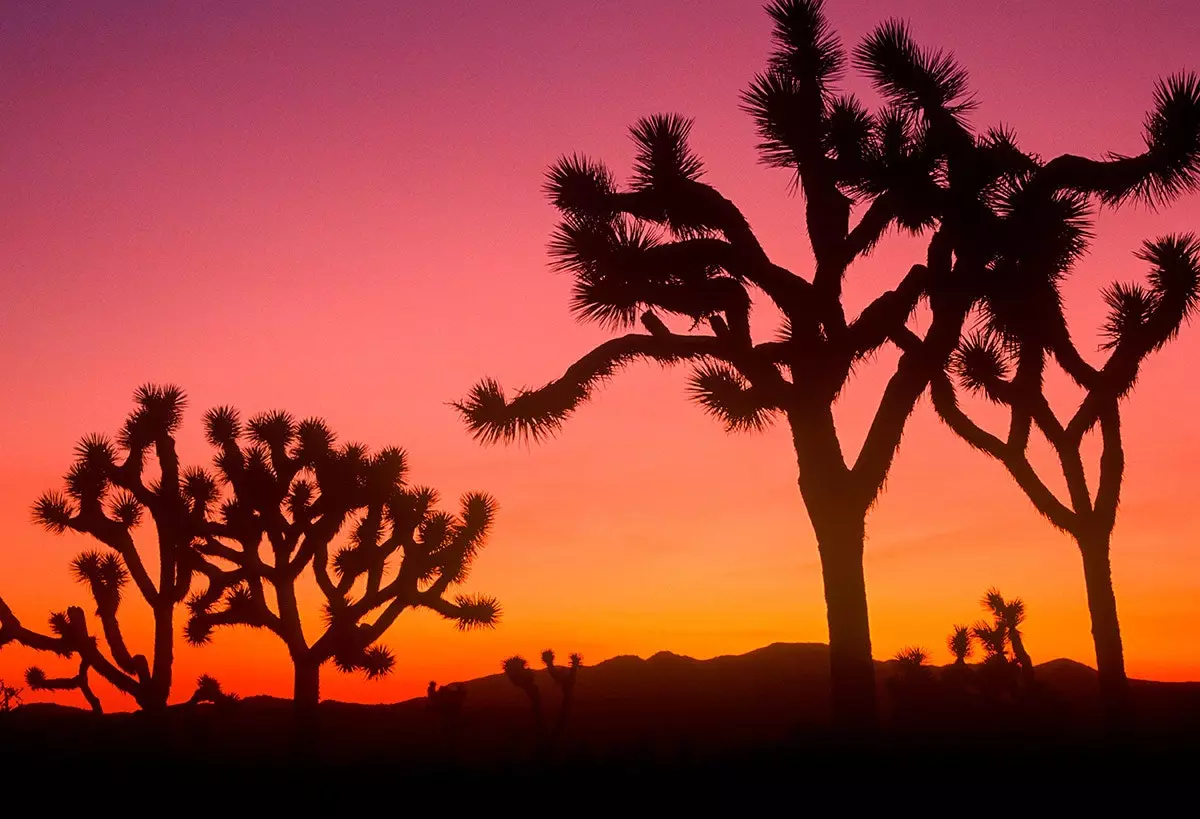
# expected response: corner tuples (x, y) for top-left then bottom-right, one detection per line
(183, 467), (219, 511)
(248, 410), (296, 448)
(24, 667), (48, 690)
(454, 377), (588, 445)
(687, 362), (779, 432)
(545, 153), (617, 219)
(130, 383), (186, 435)
(855, 20), (973, 117)
(106, 490), (143, 528)
(541, 649), (556, 668)
(950, 332), (1011, 400)
(630, 113), (705, 190)
(1101, 73), (1200, 206)
(765, 0), (844, 90)
(947, 624), (973, 662)
(1139, 233), (1200, 347)
(742, 69), (813, 172)
(1100, 281), (1155, 350)
(893, 646), (930, 667)
(185, 617), (213, 646)
(32, 492), (74, 533)
(447, 593), (501, 631)
(71, 551), (128, 605)
(203, 406), (241, 445)
(295, 418), (336, 459)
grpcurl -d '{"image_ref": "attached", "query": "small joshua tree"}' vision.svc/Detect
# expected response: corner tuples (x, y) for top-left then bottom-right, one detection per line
(503, 655), (543, 738)
(0, 386), (207, 712)
(982, 589), (1033, 684)
(427, 680), (468, 745)
(947, 624), (974, 666)
(187, 675), (238, 707)
(0, 680), (22, 713)
(543, 649), (582, 745)
(184, 407), (501, 712)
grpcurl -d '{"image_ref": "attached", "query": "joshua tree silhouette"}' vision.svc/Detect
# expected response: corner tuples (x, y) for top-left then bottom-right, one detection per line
(187, 675), (238, 707)
(543, 649), (582, 747)
(455, 0), (1200, 731)
(0, 386), (210, 711)
(981, 589), (1034, 684)
(427, 680), (467, 730)
(947, 624), (974, 666)
(933, 234), (1200, 728)
(503, 656), (544, 740)
(0, 680), (22, 713)
(183, 406), (501, 712)
(892, 646), (932, 675)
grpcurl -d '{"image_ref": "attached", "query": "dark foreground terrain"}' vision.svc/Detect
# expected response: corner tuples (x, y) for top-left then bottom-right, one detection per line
(2, 643), (1197, 801)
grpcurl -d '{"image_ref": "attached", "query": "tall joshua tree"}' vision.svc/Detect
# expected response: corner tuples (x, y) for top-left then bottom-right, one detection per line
(184, 407), (501, 711)
(0, 386), (207, 711)
(455, 1), (1200, 730)
(933, 230), (1200, 726)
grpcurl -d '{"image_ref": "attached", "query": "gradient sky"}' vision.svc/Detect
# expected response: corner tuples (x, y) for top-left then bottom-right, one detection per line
(2, 0), (1199, 709)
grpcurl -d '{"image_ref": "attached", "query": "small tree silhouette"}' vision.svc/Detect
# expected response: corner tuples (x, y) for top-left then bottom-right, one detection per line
(933, 234), (1200, 729)
(947, 624), (974, 666)
(543, 649), (582, 747)
(187, 674), (238, 707)
(503, 656), (544, 740)
(982, 589), (1033, 684)
(184, 407), (502, 712)
(455, 0), (1200, 732)
(0, 680), (22, 713)
(427, 681), (467, 730)
(0, 386), (206, 712)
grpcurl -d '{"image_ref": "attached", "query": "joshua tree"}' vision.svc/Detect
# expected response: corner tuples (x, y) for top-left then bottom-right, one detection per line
(981, 589), (1033, 683)
(187, 674), (238, 707)
(0, 680), (22, 713)
(933, 234), (1200, 727)
(0, 386), (208, 711)
(503, 656), (544, 738)
(184, 407), (502, 712)
(893, 646), (931, 676)
(947, 624), (974, 666)
(542, 649), (582, 746)
(455, 1), (1200, 730)
(427, 680), (467, 729)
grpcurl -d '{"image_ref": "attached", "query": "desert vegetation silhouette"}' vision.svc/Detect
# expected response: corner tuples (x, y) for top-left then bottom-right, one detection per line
(455, 0), (1200, 730)
(0, 386), (205, 711)
(183, 404), (501, 711)
(502, 650), (582, 755)
(0, 386), (501, 714)
(933, 232), (1200, 728)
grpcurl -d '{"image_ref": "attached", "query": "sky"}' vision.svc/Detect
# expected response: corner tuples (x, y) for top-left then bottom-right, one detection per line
(2, 0), (1199, 710)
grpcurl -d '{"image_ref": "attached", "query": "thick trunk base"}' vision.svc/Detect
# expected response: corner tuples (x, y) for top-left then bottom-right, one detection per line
(1080, 540), (1133, 733)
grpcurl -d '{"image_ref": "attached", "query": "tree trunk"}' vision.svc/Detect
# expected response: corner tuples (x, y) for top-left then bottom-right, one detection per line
(149, 603), (174, 710)
(1077, 531), (1133, 732)
(293, 661), (321, 711)
(816, 523), (878, 734)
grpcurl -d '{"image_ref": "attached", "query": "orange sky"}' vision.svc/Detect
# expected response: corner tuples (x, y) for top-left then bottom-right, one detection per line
(2, 0), (1199, 710)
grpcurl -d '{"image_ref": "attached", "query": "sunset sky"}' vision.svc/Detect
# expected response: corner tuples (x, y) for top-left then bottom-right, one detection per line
(2, 0), (1199, 710)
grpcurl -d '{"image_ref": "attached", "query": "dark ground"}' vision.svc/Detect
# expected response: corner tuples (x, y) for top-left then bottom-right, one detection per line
(1, 643), (1196, 802)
